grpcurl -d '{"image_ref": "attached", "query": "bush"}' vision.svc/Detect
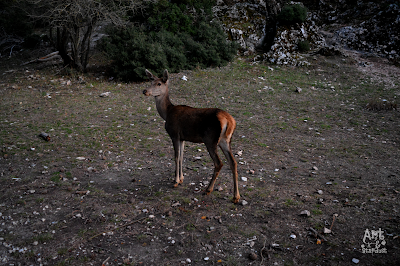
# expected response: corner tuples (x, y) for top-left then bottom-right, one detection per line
(100, 28), (167, 81)
(298, 40), (310, 52)
(277, 4), (308, 26)
(100, 0), (238, 81)
(146, 1), (195, 34)
(101, 24), (237, 81)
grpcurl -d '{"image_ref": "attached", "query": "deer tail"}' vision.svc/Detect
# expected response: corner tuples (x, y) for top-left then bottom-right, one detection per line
(217, 111), (236, 143)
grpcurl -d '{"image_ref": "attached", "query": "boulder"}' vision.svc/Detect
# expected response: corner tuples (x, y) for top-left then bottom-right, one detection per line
(213, 1), (399, 65)
(213, 0), (273, 53)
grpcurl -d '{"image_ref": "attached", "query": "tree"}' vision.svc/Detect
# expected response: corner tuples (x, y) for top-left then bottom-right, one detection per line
(262, 0), (283, 51)
(26, 0), (149, 72)
(100, 0), (238, 81)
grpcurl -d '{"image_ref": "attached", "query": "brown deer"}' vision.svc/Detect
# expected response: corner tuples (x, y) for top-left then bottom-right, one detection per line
(143, 69), (240, 203)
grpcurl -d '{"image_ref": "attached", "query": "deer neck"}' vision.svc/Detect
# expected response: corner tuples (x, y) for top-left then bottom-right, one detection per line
(154, 90), (173, 121)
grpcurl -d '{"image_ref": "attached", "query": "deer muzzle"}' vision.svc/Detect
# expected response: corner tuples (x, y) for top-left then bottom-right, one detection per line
(143, 89), (150, 96)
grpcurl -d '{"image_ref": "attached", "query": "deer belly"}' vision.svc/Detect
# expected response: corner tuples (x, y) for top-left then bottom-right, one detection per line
(182, 134), (203, 143)
(180, 127), (204, 143)
(166, 125), (204, 143)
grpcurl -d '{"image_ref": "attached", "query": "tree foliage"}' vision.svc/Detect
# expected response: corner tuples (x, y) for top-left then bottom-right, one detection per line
(277, 3), (308, 26)
(100, 0), (238, 81)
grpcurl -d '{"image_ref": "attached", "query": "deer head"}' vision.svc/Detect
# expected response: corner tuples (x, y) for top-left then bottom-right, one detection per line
(143, 69), (169, 97)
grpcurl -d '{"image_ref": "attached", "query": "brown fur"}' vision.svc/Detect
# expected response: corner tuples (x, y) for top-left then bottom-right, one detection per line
(143, 69), (240, 203)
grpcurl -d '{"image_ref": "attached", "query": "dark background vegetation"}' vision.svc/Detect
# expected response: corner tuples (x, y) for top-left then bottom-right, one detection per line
(99, 0), (238, 81)
(0, 0), (318, 81)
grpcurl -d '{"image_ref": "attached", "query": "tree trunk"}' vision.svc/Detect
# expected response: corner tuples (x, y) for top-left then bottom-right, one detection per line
(68, 23), (83, 72)
(62, 22), (96, 72)
(81, 20), (95, 72)
(55, 27), (72, 67)
(262, 0), (283, 51)
(51, 21), (95, 72)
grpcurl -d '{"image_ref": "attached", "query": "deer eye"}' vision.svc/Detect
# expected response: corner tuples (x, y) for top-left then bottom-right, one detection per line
(157, 83), (161, 86)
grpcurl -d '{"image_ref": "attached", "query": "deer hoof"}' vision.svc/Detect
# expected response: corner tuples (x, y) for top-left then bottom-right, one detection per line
(173, 182), (179, 188)
(231, 197), (240, 204)
(204, 190), (212, 195)
(178, 179), (184, 184)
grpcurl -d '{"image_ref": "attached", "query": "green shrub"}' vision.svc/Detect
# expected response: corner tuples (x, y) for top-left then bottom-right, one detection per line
(100, 0), (237, 81)
(277, 4), (308, 26)
(146, 1), (195, 34)
(298, 40), (310, 52)
(100, 27), (167, 82)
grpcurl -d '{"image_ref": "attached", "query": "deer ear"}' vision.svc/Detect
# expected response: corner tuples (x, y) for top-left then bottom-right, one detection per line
(162, 69), (169, 83)
(145, 69), (155, 80)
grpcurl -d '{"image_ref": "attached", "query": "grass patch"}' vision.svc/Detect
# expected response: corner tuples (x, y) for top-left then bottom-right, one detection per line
(284, 198), (297, 207)
(1, 52), (399, 266)
(33, 233), (53, 243)
(312, 209), (323, 215)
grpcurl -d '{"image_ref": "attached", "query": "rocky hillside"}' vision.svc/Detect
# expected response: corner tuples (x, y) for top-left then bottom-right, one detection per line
(213, 0), (400, 65)
(1, 1), (398, 68)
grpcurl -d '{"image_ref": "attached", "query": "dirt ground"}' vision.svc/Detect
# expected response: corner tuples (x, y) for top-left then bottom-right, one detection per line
(0, 47), (399, 266)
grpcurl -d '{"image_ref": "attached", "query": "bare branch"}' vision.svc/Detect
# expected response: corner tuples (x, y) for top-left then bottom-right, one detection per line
(22, 0), (153, 71)
(21, 51), (62, 65)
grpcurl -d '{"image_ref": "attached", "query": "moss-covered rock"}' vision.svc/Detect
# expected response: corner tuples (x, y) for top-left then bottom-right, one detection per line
(213, 0), (270, 53)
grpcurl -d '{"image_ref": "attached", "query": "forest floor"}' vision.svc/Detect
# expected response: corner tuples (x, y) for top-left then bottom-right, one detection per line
(0, 48), (399, 265)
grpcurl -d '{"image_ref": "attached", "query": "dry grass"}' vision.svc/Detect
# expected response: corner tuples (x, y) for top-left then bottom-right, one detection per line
(0, 53), (399, 265)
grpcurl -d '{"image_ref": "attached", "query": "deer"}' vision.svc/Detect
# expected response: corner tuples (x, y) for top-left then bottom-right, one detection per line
(143, 69), (240, 203)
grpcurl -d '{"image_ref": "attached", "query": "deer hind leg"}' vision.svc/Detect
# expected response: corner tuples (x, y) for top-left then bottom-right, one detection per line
(178, 141), (185, 183)
(172, 139), (185, 187)
(204, 141), (223, 195)
(219, 138), (240, 203)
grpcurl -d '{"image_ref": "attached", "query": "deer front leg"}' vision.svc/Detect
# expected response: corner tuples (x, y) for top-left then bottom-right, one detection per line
(204, 142), (223, 195)
(172, 139), (184, 187)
